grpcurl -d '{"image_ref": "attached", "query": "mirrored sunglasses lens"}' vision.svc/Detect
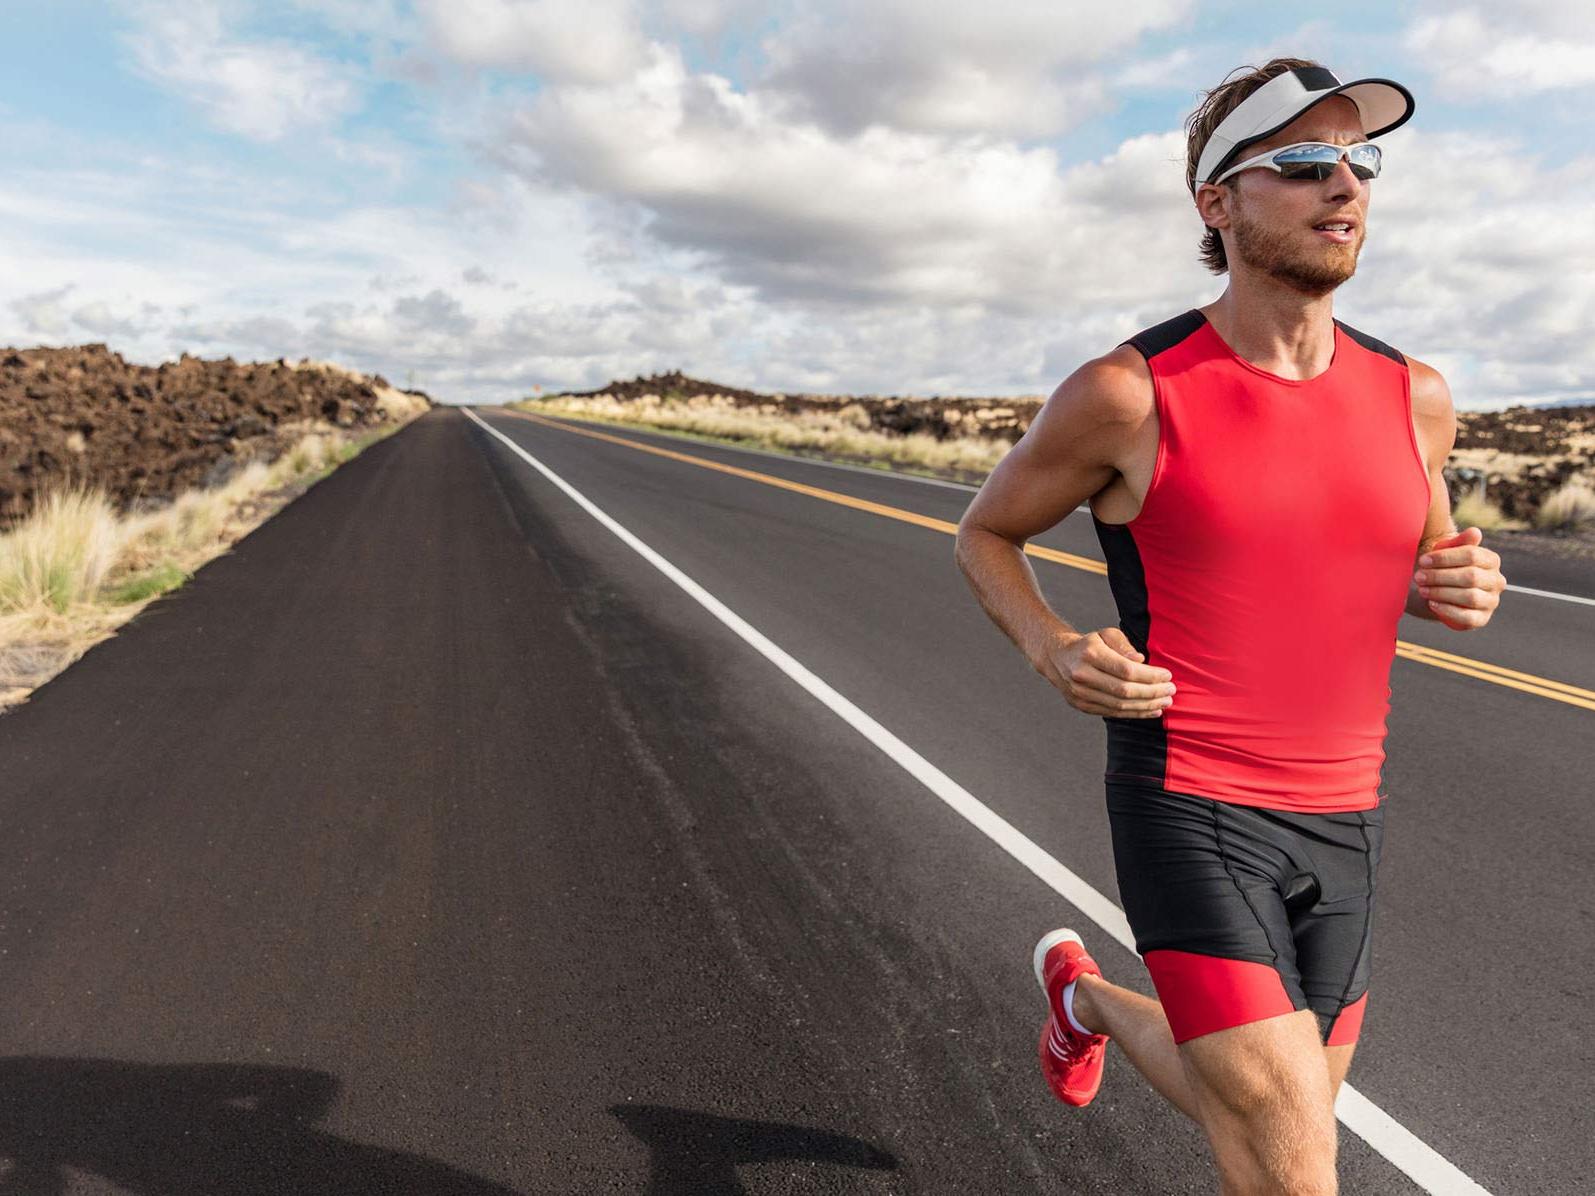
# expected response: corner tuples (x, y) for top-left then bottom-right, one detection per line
(1274, 144), (1344, 164)
(1275, 143), (1380, 181)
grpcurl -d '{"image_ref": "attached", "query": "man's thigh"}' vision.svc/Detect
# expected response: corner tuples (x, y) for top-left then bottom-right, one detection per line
(1177, 1007), (1334, 1117)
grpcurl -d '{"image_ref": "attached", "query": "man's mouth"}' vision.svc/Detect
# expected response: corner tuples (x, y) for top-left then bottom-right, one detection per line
(1312, 221), (1355, 243)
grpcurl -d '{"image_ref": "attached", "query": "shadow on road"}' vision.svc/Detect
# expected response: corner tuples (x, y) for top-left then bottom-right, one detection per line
(610, 1103), (898, 1193)
(0, 1056), (522, 1194)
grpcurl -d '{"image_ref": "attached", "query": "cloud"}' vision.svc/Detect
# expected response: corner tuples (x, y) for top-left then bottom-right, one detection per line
(648, 0), (765, 41)
(9, 285), (77, 337)
(496, 42), (1203, 316)
(1403, 5), (1595, 99)
(71, 301), (149, 339)
(754, 0), (1193, 138)
(121, 0), (362, 141)
(1355, 124), (1595, 401)
(168, 314), (304, 350)
(392, 288), (476, 336)
(415, 0), (649, 82)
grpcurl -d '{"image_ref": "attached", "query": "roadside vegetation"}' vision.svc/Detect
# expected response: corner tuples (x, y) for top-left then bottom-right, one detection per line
(1453, 478), (1595, 534)
(1452, 490), (1519, 532)
(1532, 480), (1595, 530)
(518, 391), (1595, 544)
(512, 391), (1011, 481)
(0, 421), (405, 711)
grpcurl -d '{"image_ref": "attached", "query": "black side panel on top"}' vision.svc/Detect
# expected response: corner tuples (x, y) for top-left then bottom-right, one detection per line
(1091, 516), (1152, 656)
(1120, 308), (1206, 362)
(1090, 515), (1169, 785)
(1333, 319), (1405, 366)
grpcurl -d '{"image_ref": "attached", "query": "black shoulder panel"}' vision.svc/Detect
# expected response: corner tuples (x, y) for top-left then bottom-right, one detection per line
(1334, 319), (1405, 366)
(1119, 309), (1206, 362)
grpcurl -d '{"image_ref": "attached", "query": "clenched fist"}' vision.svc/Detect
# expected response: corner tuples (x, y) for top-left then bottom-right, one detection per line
(1030, 626), (1177, 719)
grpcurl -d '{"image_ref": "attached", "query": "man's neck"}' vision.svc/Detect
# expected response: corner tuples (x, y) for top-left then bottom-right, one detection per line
(1199, 287), (1337, 380)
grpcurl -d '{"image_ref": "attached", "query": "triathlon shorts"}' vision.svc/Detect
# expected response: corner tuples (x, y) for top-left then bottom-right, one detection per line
(1105, 777), (1386, 1047)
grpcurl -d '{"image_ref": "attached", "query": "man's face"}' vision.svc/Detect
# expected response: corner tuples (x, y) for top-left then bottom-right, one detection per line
(1206, 96), (1371, 295)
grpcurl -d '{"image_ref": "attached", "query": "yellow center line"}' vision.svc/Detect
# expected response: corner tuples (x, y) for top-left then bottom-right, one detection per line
(494, 406), (1593, 712)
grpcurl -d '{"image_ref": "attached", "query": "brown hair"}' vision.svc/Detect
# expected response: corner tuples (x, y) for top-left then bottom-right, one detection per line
(1184, 56), (1327, 275)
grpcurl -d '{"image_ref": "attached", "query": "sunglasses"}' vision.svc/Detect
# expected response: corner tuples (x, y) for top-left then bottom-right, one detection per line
(1212, 141), (1382, 185)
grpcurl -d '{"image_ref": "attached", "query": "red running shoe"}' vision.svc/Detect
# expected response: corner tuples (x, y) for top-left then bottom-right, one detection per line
(1033, 928), (1110, 1107)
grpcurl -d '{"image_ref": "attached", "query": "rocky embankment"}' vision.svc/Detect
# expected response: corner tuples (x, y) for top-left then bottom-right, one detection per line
(1, 344), (432, 527)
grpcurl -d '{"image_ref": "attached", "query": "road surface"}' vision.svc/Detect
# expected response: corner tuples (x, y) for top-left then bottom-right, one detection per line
(0, 404), (1587, 1194)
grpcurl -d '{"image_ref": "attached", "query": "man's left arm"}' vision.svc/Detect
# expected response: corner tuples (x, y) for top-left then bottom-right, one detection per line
(1404, 358), (1507, 629)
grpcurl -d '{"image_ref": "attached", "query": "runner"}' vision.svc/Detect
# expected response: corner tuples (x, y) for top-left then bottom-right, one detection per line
(954, 58), (1507, 1193)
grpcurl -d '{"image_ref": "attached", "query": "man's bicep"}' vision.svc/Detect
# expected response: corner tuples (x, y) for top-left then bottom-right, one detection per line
(958, 359), (1136, 546)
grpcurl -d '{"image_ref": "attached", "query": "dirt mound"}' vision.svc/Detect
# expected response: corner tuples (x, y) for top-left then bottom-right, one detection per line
(575, 369), (777, 407)
(0, 343), (432, 527)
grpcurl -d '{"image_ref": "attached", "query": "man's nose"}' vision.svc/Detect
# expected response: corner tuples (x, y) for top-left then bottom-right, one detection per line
(1326, 156), (1362, 198)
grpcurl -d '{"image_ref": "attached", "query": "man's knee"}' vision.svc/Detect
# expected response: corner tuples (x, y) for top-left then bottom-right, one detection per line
(1178, 1010), (1339, 1188)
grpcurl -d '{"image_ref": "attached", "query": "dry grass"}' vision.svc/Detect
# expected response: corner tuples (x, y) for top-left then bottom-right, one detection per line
(512, 392), (1013, 478)
(0, 416), (414, 711)
(1533, 479), (1595, 531)
(1451, 490), (1523, 532)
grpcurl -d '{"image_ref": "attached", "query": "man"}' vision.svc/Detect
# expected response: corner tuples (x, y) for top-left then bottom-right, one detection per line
(954, 59), (1507, 1194)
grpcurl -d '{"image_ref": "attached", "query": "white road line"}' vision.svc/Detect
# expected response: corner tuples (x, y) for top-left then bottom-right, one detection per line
(487, 407), (1595, 609)
(1505, 582), (1595, 606)
(463, 406), (1493, 1196)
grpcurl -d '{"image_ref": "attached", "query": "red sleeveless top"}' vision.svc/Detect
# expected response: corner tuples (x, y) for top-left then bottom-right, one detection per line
(1093, 309), (1430, 813)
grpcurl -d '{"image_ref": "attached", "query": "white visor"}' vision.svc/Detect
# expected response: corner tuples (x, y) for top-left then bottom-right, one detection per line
(1195, 65), (1415, 188)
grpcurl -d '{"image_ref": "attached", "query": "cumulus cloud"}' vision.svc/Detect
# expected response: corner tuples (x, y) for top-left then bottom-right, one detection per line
(393, 288), (476, 336)
(415, 0), (649, 82)
(9, 285), (77, 338)
(754, 0), (1193, 139)
(121, 0), (362, 140)
(496, 42), (1205, 318)
(8, 286), (171, 344)
(462, 265), (518, 288)
(71, 301), (149, 339)
(1357, 124), (1595, 401)
(1403, 4), (1595, 99)
(168, 314), (303, 350)
(648, 0), (764, 41)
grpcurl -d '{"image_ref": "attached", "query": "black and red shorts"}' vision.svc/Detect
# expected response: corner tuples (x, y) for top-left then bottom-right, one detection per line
(1105, 778), (1385, 1047)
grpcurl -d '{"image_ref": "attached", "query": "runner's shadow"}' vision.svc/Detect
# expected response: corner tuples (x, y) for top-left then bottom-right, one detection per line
(609, 1104), (897, 1193)
(0, 1056), (523, 1194)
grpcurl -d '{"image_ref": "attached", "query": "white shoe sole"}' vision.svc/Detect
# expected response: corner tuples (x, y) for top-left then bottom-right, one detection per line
(1032, 927), (1084, 990)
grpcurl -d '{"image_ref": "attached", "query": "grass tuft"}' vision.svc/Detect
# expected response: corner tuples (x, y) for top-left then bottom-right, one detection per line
(1533, 480), (1595, 530)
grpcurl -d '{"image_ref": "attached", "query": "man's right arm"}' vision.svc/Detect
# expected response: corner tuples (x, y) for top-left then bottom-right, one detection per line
(953, 348), (1142, 664)
(953, 348), (1177, 719)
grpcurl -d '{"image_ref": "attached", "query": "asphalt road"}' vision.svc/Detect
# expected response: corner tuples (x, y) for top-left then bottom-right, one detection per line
(0, 403), (1587, 1194)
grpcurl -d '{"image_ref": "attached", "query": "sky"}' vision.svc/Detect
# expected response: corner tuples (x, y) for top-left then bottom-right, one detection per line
(1, 1), (1592, 410)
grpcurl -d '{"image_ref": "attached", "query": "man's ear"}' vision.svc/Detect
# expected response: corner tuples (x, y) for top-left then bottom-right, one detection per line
(1194, 182), (1233, 232)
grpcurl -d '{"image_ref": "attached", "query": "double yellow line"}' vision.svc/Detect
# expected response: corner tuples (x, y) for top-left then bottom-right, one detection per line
(496, 407), (1595, 713)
